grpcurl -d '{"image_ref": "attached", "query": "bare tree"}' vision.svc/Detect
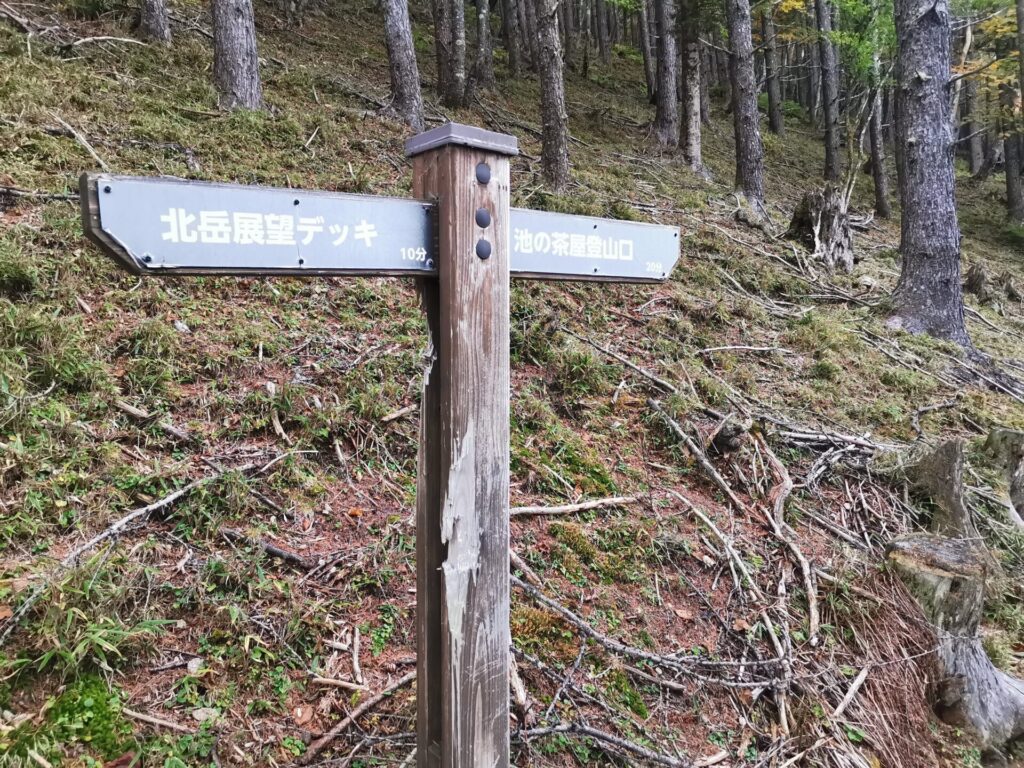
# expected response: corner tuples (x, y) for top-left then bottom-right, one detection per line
(212, 0), (263, 111)
(965, 80), (985, 175)
(652, 0), (679, 146)
(679, 0), (706, 174)
(381, 0), (424, 132)
(501, 0), (524, 76)
(432, 0), (467, 107)
(468, 0), (495, 95)
(534, 0), (571, 189)
(869, 48), (890, 218)
(726, 0), (766, 208)
(815, 0), (840, 180)
(761, 9), (783, 135)
(596, 0), (611, 63)
(138, 0), (171, 43)
(638, 0), (657, 101)
(889, 0), (969, 345)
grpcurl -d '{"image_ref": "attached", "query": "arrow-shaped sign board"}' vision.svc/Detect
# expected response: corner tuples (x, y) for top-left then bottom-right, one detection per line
(80, 174), (680, 282)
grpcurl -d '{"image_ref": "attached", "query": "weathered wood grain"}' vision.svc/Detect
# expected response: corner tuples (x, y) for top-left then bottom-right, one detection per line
(414, 143), (511, 768)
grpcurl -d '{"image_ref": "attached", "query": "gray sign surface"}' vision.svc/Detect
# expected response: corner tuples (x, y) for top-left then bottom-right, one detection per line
(82, 175), (679, 282)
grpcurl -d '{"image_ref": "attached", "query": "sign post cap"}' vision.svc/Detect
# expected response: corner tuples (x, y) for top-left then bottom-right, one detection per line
(405, 122), (519, 158)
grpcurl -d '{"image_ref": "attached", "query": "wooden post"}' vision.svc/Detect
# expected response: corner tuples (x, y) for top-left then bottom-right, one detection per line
(407, 124), (517, 768)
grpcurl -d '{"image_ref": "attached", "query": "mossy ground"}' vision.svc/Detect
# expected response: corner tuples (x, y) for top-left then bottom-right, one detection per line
(2, 1), (1024, 766)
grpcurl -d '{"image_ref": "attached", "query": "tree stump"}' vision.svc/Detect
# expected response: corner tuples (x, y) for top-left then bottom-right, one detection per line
(886, 535), (1024, 757)
(785, 184), (854, 272)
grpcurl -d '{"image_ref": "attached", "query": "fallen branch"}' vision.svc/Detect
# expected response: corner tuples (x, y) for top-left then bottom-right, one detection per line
(301, 671), (416, 764)
(309, 675), (369, 692)
(667, 491), (766, 603)
(831, 665), (870, 719)
(123, 707), (193, 734)
(115, 399), (191, 442)
(511, 495), (639, 517)
(560, 326), (678, 394)
(50, 112), (108, 171)
(220, 527), (312, 570)
(0, 186), (78, 202)
(518, 723), (719, 767)
(649, 398), (748, 511)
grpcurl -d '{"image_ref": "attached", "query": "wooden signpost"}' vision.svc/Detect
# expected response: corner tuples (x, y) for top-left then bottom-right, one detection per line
(81, 123), (681, 768)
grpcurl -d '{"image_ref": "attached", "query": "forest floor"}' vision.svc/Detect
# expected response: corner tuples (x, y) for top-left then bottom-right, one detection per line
(2, 0), (1024, 766)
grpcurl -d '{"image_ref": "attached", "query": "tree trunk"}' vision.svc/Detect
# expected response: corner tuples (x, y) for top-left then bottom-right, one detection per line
(1005, 134), (1024, 223)
(534, 0), (571, 190)
(212, 0), (263, 111)
(889, 0), (970, 345)
(139, 0), (171, 43)
(726, 0), (766, 208)
(381, 0), (424, 131)
(501, 0), (523, 76)
(785, 184), (853, 271)
(522, 0), (540, 68)
(808, 41), (821, 125)
(679, 0), (706, 174)
(965, 80), (985, 175)
(652, 0), (679, 147)
(713, 27), (731, 108)
(761, 9), (783, 135)
(579, 0), (590, 76)
(596, 0), (611, 63)
(815, 0), (840, 181)
(700, 41), (711, 123)
(638, 0), (657, 102)
(433, 0), (467, 106)
(869, 48), (891, 218)
(467, 0), (495, 97)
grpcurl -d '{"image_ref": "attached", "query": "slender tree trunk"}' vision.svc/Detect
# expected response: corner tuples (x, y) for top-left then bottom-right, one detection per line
(890, 0), (970, 345)
(433, 0), (466, 106)
(381, 0), (424, 131)
(713, 27), (731, 107)
(1005, 134), (1024, 222)
(652, 0), (679, 146)
(523, 0), (540, 67)
(679, 0), (705, 173)
(726, 0), (766, 207)
(468, 0), (495, 97)
(808, 40), (821, 124)
(700, 41), (712, 123)
(139, 0), (171, 43)
(869, 50), (891, 218)
(534, 0), (571, 190)
(638, 0), (657, 102)
(580, 0), (590, 76)
(563, 0), (576, 66)
(815, 0), (840, 180)
(596, 0), (611, 63)
(212, 0), (263, 111)
(501, 0), (523, 76)
(761, 9), (783, 135)
(964, 80), (985, 174)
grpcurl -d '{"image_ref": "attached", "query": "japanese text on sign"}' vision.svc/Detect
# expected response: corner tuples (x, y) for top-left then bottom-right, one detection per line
(511, 228), (635, 261)
(159, 209), (380, 248)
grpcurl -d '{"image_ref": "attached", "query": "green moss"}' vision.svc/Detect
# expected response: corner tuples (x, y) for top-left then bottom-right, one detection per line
(49, 675), (133, 760)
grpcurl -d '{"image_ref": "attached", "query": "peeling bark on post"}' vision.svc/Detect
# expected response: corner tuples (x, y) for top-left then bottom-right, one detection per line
(212, 0), (263, 111)
(408, 126), (514, 768)
(889, 0), (969, 345)
(381, 0), (425, 132)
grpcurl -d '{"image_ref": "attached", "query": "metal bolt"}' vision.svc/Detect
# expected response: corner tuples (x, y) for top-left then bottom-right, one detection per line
(426, 259), (435, 269)
(293, 199), (300, 206)
(103, 185), (112, 193)
(476, 239), (492, 260)
(475, 163), (491, 185)
(142, 255), (152, 263)
(475, 208), (491, 228)
(298, 258), (305, 265)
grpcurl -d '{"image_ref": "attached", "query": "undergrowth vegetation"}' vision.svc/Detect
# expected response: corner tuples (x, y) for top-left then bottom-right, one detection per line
(1, 0), (1024, 766)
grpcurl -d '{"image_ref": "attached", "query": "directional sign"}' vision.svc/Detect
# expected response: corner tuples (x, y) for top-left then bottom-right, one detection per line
(81, 174), (680, 282)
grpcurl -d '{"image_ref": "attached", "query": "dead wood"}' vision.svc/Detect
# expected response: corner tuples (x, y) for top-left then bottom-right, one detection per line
(219, 527), (313, 570)
(785, 184), (855, 272)
(115, 399), (192, 442)
(903, 439), (981, 539)
(300, 671), (416, 763)
(510, 494), (639, 517)
(887, 534), (1024, 755)
(984, 429), (1024, 530)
